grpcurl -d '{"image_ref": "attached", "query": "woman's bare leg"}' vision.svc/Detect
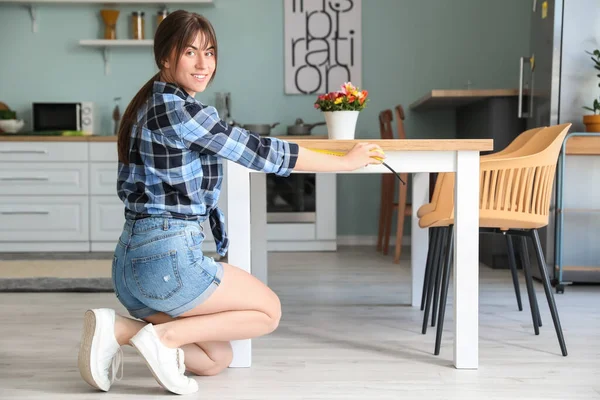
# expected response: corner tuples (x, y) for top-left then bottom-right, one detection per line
(112, 314), (232, 376)
(153, 262), (282, 348)
(111, 262), (277, 373)
(143, 313), (232, 376)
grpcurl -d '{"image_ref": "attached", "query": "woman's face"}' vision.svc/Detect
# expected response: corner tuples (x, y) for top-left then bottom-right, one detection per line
(164, 31), (216, 97)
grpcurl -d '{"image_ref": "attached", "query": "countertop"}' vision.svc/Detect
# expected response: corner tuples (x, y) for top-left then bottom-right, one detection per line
(410, 89), (520, 111)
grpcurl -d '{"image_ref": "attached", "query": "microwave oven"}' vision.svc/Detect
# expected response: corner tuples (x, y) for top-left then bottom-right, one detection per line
(32, 102), (94, 134)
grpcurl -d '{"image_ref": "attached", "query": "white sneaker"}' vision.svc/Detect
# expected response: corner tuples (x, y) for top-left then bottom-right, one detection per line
(77, 308), (124, 392)
(129, 324), (198, 395)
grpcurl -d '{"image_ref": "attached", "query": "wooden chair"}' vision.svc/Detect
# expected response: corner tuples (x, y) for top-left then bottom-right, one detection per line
(376, 106), (411, 263)
(417, 126), (546, 320)
(420, 123), (571, 357)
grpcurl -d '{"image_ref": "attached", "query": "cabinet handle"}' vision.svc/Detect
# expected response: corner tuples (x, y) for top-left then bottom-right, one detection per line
(518, 56), (532, 118)
(0, 177), (49, 181)
(0, 211), (50, 215)
(0, 150), (48, 154)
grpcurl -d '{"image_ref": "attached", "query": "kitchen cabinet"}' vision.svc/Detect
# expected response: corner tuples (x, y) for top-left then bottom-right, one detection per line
(0, 141), (90, 252)
(0, 138), (337, 253)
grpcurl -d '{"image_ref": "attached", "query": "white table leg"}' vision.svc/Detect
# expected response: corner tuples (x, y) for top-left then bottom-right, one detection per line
(411, 172), (430, 307)
(250, 173), (268, 285)
(453, 151), (480, 369)
(225, 161), (252, 368)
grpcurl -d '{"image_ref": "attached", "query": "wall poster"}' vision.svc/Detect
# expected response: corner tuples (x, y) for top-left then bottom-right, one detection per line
(284, 0), (362, 95)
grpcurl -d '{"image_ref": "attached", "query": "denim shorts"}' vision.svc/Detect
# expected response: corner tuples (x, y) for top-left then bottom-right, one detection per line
(111, 217), (224, 319)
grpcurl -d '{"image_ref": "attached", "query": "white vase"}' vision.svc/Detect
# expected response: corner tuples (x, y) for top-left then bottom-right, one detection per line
(323, 111), (359, 140)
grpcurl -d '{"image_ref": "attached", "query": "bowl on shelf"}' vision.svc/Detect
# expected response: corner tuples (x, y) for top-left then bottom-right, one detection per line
(0, 119), (25, 134)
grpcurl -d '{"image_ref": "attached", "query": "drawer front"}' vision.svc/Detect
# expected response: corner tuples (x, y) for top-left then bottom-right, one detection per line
(90, 163), (117, 195)
(89, 196), (215, 249)
(90, 196), (125, 241)
(0, 163), (89, 195)
(90, 142), (118, 162)
(0, 143), (88, 162)
(0, 196), (89, 241)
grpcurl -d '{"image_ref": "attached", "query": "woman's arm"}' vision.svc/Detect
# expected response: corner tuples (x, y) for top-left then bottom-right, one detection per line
(293, 143), (385, 172)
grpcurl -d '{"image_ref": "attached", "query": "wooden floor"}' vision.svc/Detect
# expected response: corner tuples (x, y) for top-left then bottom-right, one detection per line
(0, 246), (599, 399)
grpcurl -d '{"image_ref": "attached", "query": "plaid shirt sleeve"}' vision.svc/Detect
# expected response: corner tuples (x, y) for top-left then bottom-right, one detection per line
(175, 102), (299, 177)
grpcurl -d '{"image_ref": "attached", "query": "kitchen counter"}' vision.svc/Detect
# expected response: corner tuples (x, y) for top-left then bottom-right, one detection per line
(409, 89), (520, 111)
(565, 135), (600, 155)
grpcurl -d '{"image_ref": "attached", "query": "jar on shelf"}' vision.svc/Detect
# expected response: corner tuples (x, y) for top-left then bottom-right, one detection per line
(131, 11), (145, 40)
(156, 8), (169, 29)
(100, 9), (119, 40)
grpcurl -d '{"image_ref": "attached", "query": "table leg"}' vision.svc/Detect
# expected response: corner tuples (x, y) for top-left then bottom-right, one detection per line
(411, 172), (430, 307)
(453, 151), (479, 369)
(250, 173), (268, 285)
(225, 161), (252, 367)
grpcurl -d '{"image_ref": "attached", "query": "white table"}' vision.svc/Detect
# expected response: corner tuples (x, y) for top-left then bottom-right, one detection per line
(225, 139), (492, 370)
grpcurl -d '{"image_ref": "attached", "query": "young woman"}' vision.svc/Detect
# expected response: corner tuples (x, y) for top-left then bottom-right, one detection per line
(77, 10), (384, 395)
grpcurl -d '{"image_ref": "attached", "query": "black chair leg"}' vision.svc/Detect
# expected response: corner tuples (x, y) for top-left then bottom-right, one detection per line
(422, 226), (445, 334)
(505, 234), (523, 311)
(434, 225), (454, 355)
(530, 229), (568, 356)
(517, 236), (541, 335)
(430, 228), (447, 328)
(420, 228), (438, 311)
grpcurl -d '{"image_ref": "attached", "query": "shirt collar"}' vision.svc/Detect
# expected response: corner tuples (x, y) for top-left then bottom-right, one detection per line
(152, 81), (193, 102)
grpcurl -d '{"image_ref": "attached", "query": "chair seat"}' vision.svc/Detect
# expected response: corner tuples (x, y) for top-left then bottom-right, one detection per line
(419, 210), (548, 230)
(417, 203), (435, 218)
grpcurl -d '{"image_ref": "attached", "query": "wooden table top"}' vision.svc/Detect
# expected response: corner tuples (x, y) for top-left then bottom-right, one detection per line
(289, 139), (493, 152)
(0, 135), (493, 152)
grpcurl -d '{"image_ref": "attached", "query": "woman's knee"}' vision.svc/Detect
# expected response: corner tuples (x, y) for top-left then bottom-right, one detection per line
(265, 291), (282, 333)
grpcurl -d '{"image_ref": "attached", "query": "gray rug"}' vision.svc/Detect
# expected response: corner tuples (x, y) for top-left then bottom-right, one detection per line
(0, 278), (113, 292)
(0, 252), (113, 292)
(0, 252), (113, 261)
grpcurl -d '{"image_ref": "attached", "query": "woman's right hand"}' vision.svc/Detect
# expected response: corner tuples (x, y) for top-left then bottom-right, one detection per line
(342, 143), (386, 171)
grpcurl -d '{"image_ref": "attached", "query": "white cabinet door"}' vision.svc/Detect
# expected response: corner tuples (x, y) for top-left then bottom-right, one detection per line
(90, 195), (125, 242)
(90, 163), (118, 195)
(0, 196), (89, 241)
(0, 142), (88, 162)
(0, 163), (89, 196)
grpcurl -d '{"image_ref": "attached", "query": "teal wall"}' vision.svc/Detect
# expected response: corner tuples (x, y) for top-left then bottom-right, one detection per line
(0, 0), (530, 237)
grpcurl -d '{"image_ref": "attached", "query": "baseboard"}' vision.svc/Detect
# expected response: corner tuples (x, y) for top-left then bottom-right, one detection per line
(336, 235), (411, 246)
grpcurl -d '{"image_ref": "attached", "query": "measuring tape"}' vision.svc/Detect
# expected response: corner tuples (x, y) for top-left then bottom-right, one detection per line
(308, 148), (406, 185)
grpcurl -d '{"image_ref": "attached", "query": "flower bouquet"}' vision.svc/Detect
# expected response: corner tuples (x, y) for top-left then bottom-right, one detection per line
(314, 82), (368, 139)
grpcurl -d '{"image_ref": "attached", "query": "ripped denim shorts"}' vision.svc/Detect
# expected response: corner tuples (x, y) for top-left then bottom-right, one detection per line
(111, 216), (223, 319)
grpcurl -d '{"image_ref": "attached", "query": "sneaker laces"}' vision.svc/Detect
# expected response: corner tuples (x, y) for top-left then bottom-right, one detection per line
(109, 347), (124, 383)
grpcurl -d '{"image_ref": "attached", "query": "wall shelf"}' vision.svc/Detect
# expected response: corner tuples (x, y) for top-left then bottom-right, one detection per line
(0, 0), (214, 32)
(79, 39), (153, 75)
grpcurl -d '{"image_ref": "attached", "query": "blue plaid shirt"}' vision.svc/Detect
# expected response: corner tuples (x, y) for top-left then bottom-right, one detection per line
(117, 81), (299, 256)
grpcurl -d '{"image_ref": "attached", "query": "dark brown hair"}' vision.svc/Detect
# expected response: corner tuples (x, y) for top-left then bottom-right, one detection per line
(117, 10), (218, 164)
